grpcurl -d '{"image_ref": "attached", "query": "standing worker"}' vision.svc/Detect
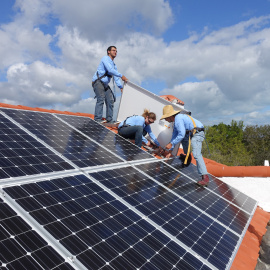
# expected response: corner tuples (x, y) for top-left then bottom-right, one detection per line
(118, 109), (161, 149)
(160, 105), (209, 187)
(92, 46), (128, 123)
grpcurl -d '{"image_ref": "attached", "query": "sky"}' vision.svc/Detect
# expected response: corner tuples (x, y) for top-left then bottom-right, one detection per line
(0, 0), (270, 126)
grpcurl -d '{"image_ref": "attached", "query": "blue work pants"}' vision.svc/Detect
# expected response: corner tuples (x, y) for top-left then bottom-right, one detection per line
(118, 126), (144, 147)
(93, 80), (114, 122)
(182, 131), (208, 176)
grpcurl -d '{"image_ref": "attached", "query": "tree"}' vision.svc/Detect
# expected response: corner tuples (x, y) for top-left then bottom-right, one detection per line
(202, 120), (253, 166)
(243, 125), (270, 166)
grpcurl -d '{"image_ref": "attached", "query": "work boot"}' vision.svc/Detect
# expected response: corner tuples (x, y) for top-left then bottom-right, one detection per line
(179, 154), (192, 167)
(197, 174), (209, 187)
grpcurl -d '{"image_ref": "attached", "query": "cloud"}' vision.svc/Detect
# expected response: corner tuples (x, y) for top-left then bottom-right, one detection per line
(0, 22), (52, 69)
(0, 1), (270, 126)
(51, 0), (173, 38)
(0, 61), (86, 108)
(13, 0), (173, 41)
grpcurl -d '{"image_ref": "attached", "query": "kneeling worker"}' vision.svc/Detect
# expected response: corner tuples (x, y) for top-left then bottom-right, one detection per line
(118, 109), (161, 149)
(160, 105), (209, 187)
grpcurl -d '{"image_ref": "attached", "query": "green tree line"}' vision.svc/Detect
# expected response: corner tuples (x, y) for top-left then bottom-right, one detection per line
(201, 120), (270, 166)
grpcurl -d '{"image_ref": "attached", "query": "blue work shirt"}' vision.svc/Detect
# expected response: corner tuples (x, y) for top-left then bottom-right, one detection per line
(92, 56), (123, 89)
(170, 114), (204, 149)
(118, 115), (160, 146)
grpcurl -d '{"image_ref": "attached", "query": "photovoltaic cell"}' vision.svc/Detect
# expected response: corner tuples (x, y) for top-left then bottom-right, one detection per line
(0, 198), (74, 269)
(89, 166), (241, 270)
(0, 113), (74, 180)
(164, 158), (257, 214)
(57, 114), (155, 161)
(1, 109), (124, 168)
(4, 174), (212, 270)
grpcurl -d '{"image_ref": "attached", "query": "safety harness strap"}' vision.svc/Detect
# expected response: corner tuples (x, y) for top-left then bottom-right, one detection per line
(95, 71), (112, 84)
(93, 72), (116, 102)
(184, 115), (197, 165)
(118, 115), (138, 132)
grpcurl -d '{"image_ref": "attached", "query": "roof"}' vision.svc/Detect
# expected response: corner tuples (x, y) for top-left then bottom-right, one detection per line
(0, 102), (269, 270)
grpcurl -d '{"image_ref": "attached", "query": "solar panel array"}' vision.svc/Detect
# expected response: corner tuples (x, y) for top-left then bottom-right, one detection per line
(0, 107), (257, 270)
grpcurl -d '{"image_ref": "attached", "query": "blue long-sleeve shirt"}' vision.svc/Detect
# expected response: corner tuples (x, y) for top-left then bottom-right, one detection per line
(170, 114), (204, 149)
(92, 56), (123, 89)
(118, 115), (160, 146)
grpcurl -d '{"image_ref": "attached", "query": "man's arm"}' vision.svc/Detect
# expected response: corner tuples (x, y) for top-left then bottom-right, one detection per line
(102, 57), (128, 88)
(169, 118), (185, 148)
(163, 117), (185, 158)
(102, 57), (122, 77)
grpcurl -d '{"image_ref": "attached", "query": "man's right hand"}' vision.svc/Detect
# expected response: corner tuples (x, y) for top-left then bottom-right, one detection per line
(121, 75), (128, 82)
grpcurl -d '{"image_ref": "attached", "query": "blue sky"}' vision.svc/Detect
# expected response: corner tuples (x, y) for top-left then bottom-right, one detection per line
(0, 0), (270, 126)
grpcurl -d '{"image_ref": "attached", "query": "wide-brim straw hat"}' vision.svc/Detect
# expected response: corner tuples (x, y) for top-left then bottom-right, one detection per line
(160, 105), (181, 120)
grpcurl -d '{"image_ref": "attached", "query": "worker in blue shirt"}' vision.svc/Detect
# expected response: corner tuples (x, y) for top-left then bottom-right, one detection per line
(92, 46), (128, 123)
(118, 109), (161, 149)
(160, 105), (209, 187)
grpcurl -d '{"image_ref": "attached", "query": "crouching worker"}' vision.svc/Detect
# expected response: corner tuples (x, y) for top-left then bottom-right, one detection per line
(160, 105), (209, 187)
(118, 109), (161, 149)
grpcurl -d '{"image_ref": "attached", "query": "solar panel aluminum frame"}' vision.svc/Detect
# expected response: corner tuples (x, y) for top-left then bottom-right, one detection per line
(0, 186), (86, 270)
(132, 159), (258, 270)
(136, 160), (258, 269)
(0, 168), (81, 187)
(87, 159), (258, 270)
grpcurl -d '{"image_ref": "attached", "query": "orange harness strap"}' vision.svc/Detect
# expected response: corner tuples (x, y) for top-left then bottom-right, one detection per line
(184, 115), (196, 165)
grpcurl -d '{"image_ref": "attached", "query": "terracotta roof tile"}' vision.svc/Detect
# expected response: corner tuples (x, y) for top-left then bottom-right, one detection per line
(231, 207), (270, 269)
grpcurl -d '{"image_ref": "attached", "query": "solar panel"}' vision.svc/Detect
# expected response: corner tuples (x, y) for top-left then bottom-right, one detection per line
(164, 158), (257, 214)
(135, 161), (256, 235)
(0, 113), (74, 180)
(0, 197), (75, 269)
(1, 109), (124, 168)
(57, 114), (155, 161)
(89, 164), (255, 270)
(0, 107), (257, 270)
(3, 174), (212, 270)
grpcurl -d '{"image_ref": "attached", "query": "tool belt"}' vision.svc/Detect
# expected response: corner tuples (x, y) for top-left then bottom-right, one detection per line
(186, 127), (204, 135)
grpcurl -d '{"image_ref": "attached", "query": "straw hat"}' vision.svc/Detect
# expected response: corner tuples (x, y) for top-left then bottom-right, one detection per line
(160, 105), (181, 120)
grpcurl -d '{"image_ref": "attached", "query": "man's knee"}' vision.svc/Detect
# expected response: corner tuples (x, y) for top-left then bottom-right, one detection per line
(192, 150), (202, 160)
